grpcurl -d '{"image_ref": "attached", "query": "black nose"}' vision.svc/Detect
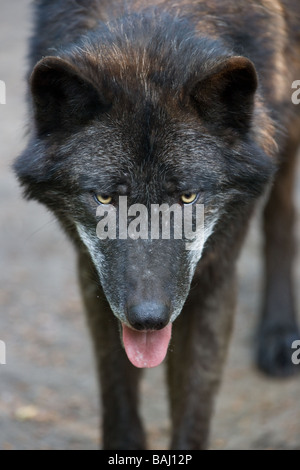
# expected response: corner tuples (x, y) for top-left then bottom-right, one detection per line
(127, 302), (170, 331)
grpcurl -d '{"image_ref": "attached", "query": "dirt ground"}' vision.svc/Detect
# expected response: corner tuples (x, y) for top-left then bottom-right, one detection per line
(0, 0), (299, 451)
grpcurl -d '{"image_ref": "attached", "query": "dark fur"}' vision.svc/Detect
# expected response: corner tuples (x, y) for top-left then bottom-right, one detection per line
(15, 0), (300, 449)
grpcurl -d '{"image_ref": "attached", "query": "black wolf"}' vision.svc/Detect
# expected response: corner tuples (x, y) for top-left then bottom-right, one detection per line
(15, 0), (300, 450)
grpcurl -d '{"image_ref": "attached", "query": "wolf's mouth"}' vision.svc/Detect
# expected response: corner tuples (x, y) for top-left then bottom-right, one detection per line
(122, 323), (172, 368)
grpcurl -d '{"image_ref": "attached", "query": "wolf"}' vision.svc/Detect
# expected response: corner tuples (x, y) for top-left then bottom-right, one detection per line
(14, 0), (300, 450)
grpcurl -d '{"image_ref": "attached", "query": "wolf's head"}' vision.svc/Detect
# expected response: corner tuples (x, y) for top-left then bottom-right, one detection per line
(15, 13), (275, 368)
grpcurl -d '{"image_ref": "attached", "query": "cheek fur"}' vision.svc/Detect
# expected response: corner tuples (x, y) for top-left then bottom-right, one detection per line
(187, 213), (220, 273)
(76, 223), (129, 323)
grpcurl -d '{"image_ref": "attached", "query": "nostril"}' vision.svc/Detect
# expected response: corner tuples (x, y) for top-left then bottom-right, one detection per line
(127, 302), (170, 331)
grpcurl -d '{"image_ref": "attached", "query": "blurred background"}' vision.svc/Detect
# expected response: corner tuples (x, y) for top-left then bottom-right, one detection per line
(0, 0), (299, 450)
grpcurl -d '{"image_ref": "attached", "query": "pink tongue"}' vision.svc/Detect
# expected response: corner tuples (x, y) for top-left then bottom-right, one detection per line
(122, 323), (172, 369)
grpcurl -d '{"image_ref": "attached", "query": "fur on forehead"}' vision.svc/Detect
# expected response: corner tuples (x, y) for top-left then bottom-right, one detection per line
(45, 9), (277, 157)
(57, 10), (233, 96)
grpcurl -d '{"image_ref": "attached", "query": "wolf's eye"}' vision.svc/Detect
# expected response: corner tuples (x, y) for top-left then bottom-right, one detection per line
(180, 193), (198, 205)
(94, 194), (113, 205)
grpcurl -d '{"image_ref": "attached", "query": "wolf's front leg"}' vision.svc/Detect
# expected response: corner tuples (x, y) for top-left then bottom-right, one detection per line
(167, 273), (236, 450)
(258, 136), (300, 377)
(78, 250), (146, 450)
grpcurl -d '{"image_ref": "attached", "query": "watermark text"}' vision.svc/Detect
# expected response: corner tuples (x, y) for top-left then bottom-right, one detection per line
(292, 80), (300, 105)
(0, 340), (6, 365)
(291, 340), (300, 365)
(96, 197), (205, 250)
(0, 80), (6, 105)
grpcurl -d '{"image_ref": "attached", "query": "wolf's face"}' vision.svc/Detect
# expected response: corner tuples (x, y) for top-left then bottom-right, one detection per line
(15, 21), (274, 367)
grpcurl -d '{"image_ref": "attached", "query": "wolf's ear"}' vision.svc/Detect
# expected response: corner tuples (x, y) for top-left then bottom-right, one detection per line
(30, 56), (107, 136)
(191, 56), (258, 134)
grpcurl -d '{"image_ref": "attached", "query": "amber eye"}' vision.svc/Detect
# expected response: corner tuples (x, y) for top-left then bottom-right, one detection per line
(94, 194), (113, 205)
(180, 193), (198, 205)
